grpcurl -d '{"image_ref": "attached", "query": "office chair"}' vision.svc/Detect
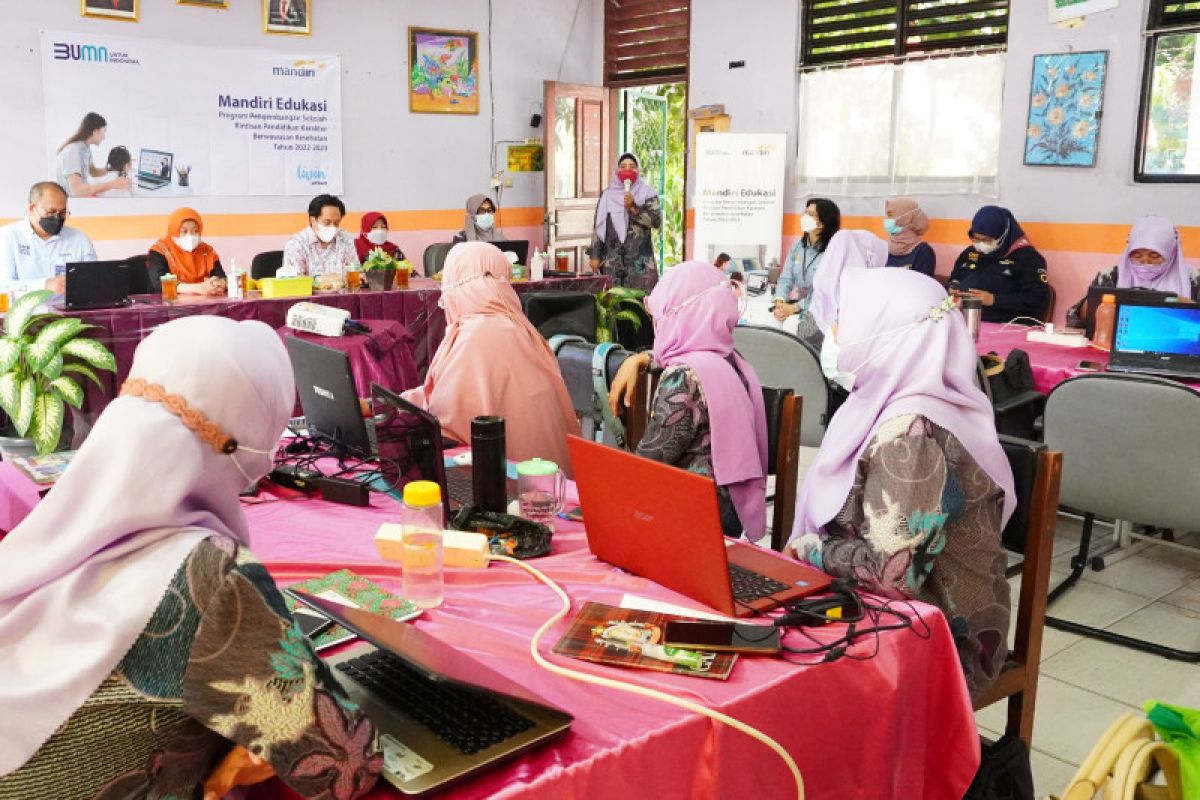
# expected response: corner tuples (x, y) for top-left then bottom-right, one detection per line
(123, 254), (155, 294)
(250, 250), (283, 280)
(732, 324), (832, 447)
(522, 291), (598, 342)
(423, 242), (454, 278)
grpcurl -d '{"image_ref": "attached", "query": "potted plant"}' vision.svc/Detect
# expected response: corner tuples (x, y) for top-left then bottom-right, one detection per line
(595, 287), (649, 346)
(362, 247), (400, 291)
(0, 290), (116, 456)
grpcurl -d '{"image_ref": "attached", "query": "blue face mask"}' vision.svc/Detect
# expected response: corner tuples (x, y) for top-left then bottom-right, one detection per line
(883, 218), (903, 236)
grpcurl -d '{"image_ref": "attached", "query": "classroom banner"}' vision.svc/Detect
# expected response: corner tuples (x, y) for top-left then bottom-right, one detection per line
(693, 132), (787, 269)
(40, 29), (342, 198)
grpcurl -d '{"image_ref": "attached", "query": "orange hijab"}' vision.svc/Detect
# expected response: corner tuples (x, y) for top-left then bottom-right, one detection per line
(149, 207), (220, 283)
(402, 242), (581, 476)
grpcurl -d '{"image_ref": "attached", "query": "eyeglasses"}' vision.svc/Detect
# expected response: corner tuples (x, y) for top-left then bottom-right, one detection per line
(35, 207), (70, 220)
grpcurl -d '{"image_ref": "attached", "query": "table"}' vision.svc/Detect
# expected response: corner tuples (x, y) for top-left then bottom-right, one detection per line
(0, 465), (980, 799)
(277, 319), (420, 407)
(976, 321), (1103, 395)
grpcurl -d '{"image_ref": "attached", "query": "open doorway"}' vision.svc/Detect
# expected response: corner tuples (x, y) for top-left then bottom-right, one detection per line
(617, 82), (687, 270)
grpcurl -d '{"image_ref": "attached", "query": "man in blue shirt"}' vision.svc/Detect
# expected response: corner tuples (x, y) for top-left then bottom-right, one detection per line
(0, 182), (96, 295)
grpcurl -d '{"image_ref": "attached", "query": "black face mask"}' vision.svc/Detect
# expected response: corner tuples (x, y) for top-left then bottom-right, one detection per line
(37, 214), (65, 236)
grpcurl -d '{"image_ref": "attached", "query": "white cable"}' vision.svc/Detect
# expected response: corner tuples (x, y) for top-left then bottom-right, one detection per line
(486, 553), (804, 799)
(997, 315), (1051, 332)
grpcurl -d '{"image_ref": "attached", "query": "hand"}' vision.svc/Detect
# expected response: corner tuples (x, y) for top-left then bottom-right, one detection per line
(772, 302), (797, 321)
(608, 352), (651, 418)
(207, 278), (227, 296)
(588, 258), (600, 272)
(203, 745), (274, 800)
(623, 192), (635, 210)
(962, 289), (995, 307)
(44, 276), (66, 294)
(111, 176), (132, 191)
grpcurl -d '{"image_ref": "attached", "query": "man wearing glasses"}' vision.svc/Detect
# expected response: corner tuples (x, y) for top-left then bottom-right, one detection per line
(0, 181), (96, 294)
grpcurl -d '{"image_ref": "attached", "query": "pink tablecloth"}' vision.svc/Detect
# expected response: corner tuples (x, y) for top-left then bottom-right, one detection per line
(278, 319), (420, 405)
(0, 469), (980, 799)
(975, 321), (1103, 395)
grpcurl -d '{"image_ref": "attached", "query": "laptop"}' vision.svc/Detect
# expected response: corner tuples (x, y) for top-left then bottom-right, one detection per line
(494, 239), (529, 267)
(64, 260), (133, 310)
(289, 591), (573, 796)
(1106, 299), (1200, 380)
(567, 436), (832, 618)
(135, 148), (173, 190)
(286, 337), (376, 457)
(1082, 286), (1176, 338)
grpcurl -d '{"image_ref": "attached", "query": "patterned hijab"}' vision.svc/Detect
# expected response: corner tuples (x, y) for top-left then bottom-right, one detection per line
(791, 269), (1015, 544)
(1116, 215), (1192, 297)
(885, 197), (930, 257)
(459, 194), (506, 243)
(148, 207), (220, 283)
(0, 316), (294, 775)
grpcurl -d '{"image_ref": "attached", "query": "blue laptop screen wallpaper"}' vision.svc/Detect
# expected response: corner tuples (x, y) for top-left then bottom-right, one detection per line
(1114, 305), (1200, 356)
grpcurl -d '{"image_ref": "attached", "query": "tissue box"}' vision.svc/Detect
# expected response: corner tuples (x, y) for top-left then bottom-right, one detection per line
(259, 276), (314, 298)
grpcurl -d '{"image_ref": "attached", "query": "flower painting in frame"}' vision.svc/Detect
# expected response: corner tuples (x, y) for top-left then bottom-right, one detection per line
(408, 27), (479, 115)
(1024, 50), (1108, 167)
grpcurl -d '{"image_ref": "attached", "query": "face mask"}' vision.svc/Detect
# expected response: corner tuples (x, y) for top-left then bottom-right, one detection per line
(617, 168), (639, 185)
(173, 234), (200, 253)
(475, 213), (494, 231)
(231, 443), (275, 491)
(800, 214), (819, 234)
(37, 214), (64, 236)
(819, 333), (855, 392)
(883, 219), (903, 236)
(314, 223), (337, 243)
(366, 229), (388, 245)
(973, 239), (998, 255)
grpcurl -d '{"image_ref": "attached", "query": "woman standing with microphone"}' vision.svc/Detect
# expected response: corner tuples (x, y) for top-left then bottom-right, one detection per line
(588, 153), (662, 290)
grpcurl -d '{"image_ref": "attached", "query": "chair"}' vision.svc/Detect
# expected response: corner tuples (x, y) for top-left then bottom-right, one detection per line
(123, 254), (155, 294)
(423, 242), (454, 277)
(971, 435), (1063, 749)
(732, 325), (831, 446)
(761, 386), (803, 551)
(250, 250), (283, 280)
(1040, 373), (1200, 662)
(522, 291), (597, 342)
(976, 354), (1046, 441)
(552, 338), (634, 443)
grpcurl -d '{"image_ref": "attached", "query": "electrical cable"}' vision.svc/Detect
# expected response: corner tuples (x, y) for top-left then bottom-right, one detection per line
(485, 553), (805, 800)
(487, 0), (496, 176)
(555, 0), (589, 81)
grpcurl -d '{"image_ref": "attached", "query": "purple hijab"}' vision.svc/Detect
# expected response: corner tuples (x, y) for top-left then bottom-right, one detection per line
(790, 269), (1015, 545)
(647, 261), (769, 540)
(808, 229), (889, 333)
(1116, 215), (1192, 297)
(594, 167), (657, 244)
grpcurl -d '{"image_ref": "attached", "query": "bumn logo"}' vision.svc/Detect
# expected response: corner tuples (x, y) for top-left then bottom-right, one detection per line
(53, 42), (109, 62)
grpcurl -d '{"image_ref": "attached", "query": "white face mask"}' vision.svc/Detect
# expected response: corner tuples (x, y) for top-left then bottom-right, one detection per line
(231, 442), (275, 492)
(475, 212), (495, 231)
(800, 213), (819, 234)
(173, 234), (200, 253)
(366, 228), (388, 245)
(314, 223), (338, 243)
(819, 332), (855, 392)
(973, 239), (998, 255)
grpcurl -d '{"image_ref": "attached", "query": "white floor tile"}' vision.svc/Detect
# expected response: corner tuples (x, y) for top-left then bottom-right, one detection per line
(1030, 748), (1078, 799)
(1138, 540), (1200, 573)
(1044, 579), (1153, 629)
(974, 703), (1006, 737)
(1078, 553), (1200, 600)
(1041, 634), (1200, 709)
(1105, 601), (1200, 653)
(1028, 677), (1141, 764)
(1163, 575), (1200, 614)
(1038, 627), (1084, 662)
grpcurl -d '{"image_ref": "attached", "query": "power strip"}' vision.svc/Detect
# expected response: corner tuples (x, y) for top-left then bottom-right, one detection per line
(1026, 329), (1089, 348)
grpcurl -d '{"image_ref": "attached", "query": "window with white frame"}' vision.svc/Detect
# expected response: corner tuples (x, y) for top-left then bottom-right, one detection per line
(1136, 1), (1200, 181)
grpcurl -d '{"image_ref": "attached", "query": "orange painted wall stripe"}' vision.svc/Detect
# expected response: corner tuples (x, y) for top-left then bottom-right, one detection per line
(0, 207), (543, 240)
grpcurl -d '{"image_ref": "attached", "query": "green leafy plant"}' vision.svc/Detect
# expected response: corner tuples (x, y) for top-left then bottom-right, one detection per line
(362, 247), (400, 272)
(0, 290), (116, 454)
(595, 287), (647, 344)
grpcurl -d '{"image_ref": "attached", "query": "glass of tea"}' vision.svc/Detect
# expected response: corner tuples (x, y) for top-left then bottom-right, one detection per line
(346, 269), (362, 291)
(161, 275), (179, 302)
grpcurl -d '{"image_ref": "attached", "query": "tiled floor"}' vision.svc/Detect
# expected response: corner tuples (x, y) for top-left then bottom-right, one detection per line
(975, 515), (1200, 797)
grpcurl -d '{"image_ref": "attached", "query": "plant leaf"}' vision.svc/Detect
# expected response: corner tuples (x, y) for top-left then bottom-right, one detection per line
(13, 376), (36, 436)
(49, 376), (84, 410)
(0, 339), (21, 374)
(30, 393), (64, 455)
(60, 338), (117, 372)
(0, 372), (20, 422)
(27, 318), (87, 370)
(3, 291), (52, 340)
(63, 363), (103, 388)
(40, 353), (64, 380)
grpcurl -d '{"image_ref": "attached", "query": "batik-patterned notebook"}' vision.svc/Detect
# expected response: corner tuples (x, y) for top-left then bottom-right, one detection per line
(283, 569), (421, 651)
(553, 601), (737, 680)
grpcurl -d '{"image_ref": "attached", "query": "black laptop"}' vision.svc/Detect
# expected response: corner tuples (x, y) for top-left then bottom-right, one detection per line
(65, 260), (133, 310)
(285, 337), (375, 457)
(1106, 298), (1200, 380)
(494, 239), (529, 267)
(1082, 286), (1176, 338)
(290, 591), (573, 796)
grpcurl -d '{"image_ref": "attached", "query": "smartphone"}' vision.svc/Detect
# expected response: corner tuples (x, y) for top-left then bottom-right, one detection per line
(292, 608), (335, 640)
(662, 620), (782, 654)
(1076, 360), (1105, 372)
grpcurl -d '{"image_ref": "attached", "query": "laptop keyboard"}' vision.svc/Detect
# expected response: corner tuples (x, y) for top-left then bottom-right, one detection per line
(335, 649), (535, 755)
(728, 563), (790, 604)
(445, 467), (474, 508)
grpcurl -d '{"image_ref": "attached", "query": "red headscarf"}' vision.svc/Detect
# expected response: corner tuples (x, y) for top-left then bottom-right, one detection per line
(149, 207), (220, 283)
(355, 212), (399, 262)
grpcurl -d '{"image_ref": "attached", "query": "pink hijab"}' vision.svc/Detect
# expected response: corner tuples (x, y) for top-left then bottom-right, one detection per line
(885, 197), (930, 257)
(648, 261), (769, 540)
(790, 269), (1015, 544)
(404, 242), (581, 475)
(808, 229), (890, 333)
(1116, 215), (1193, 297)
(0, 316), (294, 775)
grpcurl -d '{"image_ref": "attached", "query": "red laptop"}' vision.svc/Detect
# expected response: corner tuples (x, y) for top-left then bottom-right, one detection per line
(567, 436), (831, 618)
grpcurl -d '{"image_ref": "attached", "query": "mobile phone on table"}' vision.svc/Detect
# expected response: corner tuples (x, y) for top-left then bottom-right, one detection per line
(662, 620), (782, 654)
(291, 607), (335, 640)
(1076, 360), (1105, 372)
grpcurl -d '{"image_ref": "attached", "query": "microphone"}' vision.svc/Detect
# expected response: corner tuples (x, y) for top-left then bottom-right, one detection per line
(623, 178), (631, 193)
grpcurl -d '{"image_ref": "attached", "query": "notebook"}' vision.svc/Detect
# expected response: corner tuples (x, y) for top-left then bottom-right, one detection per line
(290, 591), (572, 796)
(1106, 299), (1200, 380)
(566, 435), (831, 618)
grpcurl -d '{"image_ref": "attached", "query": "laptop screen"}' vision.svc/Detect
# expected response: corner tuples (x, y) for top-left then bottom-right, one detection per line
(1114, 304), (1200, 357)
(137, 149), (173, 180)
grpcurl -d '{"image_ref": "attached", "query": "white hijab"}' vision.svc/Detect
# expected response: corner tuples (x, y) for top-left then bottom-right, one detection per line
(0, 316), (294, 775)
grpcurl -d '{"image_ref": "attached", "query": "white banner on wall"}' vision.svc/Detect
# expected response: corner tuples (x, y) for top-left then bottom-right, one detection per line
(40, 30), (342, 198)
(693, 133), (787, 269)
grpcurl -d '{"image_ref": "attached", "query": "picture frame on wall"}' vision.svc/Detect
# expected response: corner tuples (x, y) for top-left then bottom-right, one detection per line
(81, 0), (138, 21)
(1047, 0), (1119, 24)
(409, 27), (480, 115)
(179, 0), (229, 8)
(1023, 50), (1108, 168)
(264, 0), (311, 36)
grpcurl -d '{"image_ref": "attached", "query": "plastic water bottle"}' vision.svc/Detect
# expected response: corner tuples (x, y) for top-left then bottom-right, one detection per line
(1093, 293), (1117, 351)
(227, 258), (241, 299)
(401, 480), (444, 608)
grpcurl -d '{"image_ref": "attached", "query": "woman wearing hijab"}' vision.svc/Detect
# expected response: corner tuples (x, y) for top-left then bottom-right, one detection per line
(609, 261), (769, 540)
(883, 197), (935, 276)
(588, 153), (662, 291)
(403, 242), (580, 474)
(0, 316), (382, 798)
(774, 197), (841, 322)
(451, 194), (505, 245)
(1066, 214), (1200, 328)
(354, 211), (407, 262)
(788, 269), (1014, 699)
(147, 207), (226, 295)
(948, 205), (1050, 323)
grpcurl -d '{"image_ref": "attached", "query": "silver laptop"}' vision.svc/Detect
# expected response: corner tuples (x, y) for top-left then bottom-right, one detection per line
(135, 148), (173, 190)
(290, 591), (572, 796)
(1106, 300), (1200, 380)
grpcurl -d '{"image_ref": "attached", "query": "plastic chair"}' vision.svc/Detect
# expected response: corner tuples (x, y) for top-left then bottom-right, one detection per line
(1041, 373), (1200, 662)
(423, 242), (453, 277)
(732, 324), (831, 447)
(250, 250), (283, 280)
(522, 291), (598, 342)
(971, 435), (1063, 748)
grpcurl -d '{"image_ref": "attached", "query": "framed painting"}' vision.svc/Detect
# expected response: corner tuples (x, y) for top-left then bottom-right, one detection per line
(81, 0), (138, 21)
(1024, 50), (1108, 167)
(1048, 0), (1119, 24)
(264, 0), (310, 36)
(409, 27), (480, 115)
(179, 0), (229, 7)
